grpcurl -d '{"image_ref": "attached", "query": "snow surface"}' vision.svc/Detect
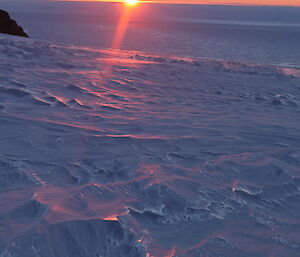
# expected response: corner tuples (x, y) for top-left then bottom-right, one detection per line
(0, 35), (300, 257)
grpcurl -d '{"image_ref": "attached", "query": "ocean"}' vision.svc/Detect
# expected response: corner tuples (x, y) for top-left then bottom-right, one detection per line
(2, 1), (300, 67)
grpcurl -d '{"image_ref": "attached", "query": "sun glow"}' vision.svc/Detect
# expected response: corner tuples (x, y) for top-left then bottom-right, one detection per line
(124, 0), (139, 5)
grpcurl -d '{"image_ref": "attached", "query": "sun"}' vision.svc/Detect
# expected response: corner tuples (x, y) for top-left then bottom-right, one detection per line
(124, 0), (139, 5)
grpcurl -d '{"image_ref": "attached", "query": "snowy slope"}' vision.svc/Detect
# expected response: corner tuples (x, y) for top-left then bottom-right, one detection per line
(0, 35), (300, 257)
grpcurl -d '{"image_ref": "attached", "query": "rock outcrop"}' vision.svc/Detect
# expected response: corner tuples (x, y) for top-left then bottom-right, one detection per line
(0, 10), (28, 37)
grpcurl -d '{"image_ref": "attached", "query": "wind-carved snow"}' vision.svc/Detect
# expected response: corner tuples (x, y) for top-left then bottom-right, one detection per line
(0, 35), (300, 257)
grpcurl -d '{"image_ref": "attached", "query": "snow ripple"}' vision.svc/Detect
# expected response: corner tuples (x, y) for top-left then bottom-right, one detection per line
(0, 35), (300, 257)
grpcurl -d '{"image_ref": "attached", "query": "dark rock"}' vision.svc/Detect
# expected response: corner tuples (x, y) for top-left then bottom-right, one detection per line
(0, 9), (28, 37)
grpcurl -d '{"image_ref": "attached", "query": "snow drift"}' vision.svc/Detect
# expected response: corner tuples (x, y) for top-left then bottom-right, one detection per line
(0, 35), (300, 257)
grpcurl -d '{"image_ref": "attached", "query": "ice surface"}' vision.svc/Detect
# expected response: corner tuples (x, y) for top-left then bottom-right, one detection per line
(0, 35), (300, 257)
(3, 2), (300, 67)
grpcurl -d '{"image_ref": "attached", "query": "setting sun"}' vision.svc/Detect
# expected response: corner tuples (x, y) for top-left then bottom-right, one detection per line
(124, 0), (139, 5)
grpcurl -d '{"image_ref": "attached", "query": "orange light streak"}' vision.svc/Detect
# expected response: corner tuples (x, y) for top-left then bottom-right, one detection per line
(111, 4), (135, 50)
(100, 3), (137, 84)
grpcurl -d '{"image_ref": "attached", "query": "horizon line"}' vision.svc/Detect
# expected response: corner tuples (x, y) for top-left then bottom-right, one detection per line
(51, 0), (300, 7)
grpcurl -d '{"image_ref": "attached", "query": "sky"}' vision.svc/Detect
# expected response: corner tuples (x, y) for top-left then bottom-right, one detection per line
(6, 0), (300, 6)
(51, 0), (300, 6)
